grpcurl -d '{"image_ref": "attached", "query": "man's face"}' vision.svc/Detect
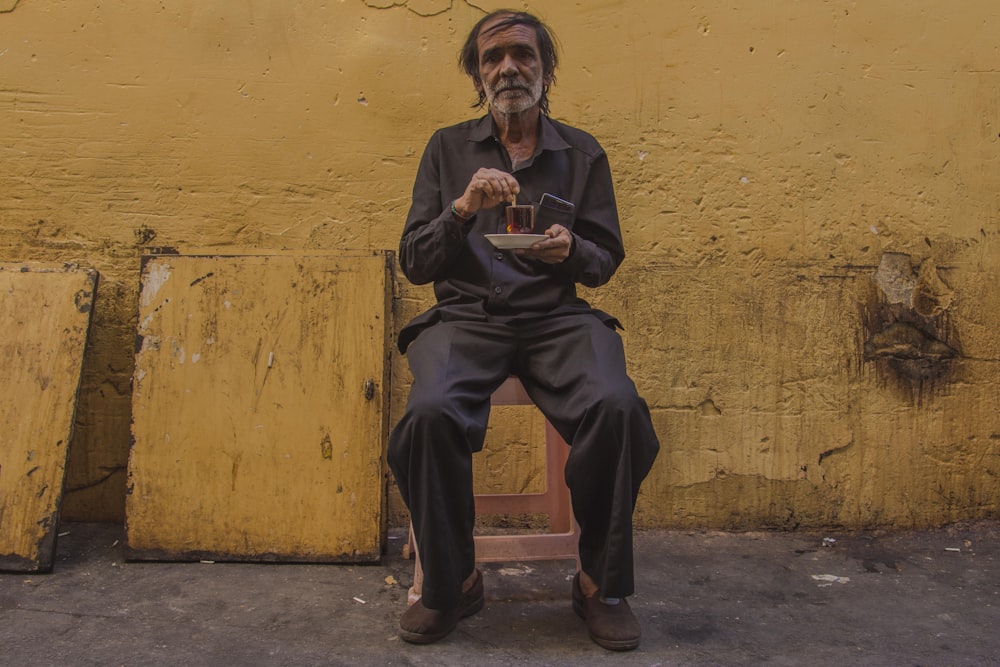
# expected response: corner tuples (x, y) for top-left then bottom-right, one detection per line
(474, 18), (552, 115)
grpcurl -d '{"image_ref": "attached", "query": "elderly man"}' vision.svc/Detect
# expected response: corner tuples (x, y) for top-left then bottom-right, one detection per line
(387, 9), (660, 650)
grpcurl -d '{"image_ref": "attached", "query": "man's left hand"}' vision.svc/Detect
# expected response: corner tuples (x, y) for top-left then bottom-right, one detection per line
(516, 224), (573, 264)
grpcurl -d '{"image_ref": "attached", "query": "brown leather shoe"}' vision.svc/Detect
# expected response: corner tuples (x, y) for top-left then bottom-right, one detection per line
(572, 572), (641, 651)
(399, 569), (484, 644)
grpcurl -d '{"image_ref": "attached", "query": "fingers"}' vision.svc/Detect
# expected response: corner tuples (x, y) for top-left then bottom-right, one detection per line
(516, 225), (573, 264)
(459, 168), (520, 215)
(543, 224), (570, 241)
(478, 170), (519, 203)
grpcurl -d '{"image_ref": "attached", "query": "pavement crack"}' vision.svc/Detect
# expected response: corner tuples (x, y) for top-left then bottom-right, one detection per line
(15, 606), (122, 620)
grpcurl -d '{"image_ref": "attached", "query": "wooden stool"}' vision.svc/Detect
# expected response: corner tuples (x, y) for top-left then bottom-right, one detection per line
(406, 376), (580, 604)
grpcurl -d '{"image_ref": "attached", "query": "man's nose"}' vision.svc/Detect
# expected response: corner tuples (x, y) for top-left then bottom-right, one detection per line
(499, 54), (518, 76)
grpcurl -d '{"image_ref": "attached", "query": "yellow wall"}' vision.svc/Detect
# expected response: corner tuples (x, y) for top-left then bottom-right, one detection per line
(2, 1), (997, 528)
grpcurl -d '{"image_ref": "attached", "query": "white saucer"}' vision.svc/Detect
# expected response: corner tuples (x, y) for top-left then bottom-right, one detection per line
(485, 234), (548, 249)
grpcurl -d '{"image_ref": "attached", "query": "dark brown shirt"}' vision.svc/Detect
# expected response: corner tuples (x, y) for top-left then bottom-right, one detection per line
(397, 114), (625, 353)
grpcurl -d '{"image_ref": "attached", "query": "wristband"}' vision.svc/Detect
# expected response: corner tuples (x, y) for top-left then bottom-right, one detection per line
(451, 200), (471, 222)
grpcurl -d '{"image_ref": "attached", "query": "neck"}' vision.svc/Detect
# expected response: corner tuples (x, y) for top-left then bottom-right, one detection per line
(491, 106), (542, 164)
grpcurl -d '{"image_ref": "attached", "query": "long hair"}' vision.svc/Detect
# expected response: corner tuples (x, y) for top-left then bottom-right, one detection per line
(458, 10), (560, 115)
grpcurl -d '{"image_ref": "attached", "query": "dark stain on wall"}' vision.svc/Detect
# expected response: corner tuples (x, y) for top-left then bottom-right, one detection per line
(863, 253), (959, 398)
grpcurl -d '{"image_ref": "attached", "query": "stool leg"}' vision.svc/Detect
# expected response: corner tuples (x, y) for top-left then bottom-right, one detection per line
(544, 420), (574, 533)
(407, 523), (423, 606)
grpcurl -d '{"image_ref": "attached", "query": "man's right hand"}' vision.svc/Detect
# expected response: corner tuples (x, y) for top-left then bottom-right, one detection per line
(453, 168), (520, 219)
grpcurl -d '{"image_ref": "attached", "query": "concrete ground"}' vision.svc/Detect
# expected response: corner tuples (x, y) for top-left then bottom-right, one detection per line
(1, 521), (997, 666)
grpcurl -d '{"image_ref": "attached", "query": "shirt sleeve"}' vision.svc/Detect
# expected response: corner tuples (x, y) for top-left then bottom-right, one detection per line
(549, 148), (625, 287)
(398, 132), (473, 285)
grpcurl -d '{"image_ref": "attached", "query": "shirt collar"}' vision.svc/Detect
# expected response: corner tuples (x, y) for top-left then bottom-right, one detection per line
(467, 113), (572, 154)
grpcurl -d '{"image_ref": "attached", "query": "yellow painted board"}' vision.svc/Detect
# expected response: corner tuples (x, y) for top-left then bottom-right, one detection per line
(0, 264), (97, 572)
(126, 252), (391, 562)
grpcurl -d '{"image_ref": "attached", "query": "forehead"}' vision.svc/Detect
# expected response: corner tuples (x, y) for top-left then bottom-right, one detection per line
(476, 19), (540, 57)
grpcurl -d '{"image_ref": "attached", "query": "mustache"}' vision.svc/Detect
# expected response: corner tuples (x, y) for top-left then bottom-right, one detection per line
(494, 80), (529, 92)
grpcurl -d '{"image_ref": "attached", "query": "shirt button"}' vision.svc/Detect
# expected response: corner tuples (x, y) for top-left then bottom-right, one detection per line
(495, 252), (504, 260)
(493, 286), (502, 294)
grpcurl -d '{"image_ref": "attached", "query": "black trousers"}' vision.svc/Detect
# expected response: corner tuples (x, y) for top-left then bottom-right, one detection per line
(387, 313), (660, 610)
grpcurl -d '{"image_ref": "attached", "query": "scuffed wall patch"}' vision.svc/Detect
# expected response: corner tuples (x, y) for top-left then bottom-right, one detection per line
(0, 1), (21, 14)
(864, 253), (959, 389)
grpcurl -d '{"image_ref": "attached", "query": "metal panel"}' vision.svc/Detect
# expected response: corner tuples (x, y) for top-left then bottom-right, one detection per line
(0, 264), (97, 572)
(126, 252), (391, 562)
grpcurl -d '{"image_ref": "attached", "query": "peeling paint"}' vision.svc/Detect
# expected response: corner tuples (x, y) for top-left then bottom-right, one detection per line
(873, 253), (917, 305)
(865, 253), (960, 388)
(913, 259), (954, 318)
(139, 335), (160, 353)
(140, 263), (172, 308)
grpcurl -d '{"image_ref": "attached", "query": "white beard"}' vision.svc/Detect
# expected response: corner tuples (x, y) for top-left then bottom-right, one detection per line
(484, 76), (543, 114)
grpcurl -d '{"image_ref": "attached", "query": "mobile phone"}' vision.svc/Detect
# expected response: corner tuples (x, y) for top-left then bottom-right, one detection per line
(535, 193), (575, 234)
(539, 193), (575, 214)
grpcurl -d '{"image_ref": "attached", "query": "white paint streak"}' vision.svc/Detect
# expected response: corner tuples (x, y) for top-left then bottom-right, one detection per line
(140, 262), (172, 307)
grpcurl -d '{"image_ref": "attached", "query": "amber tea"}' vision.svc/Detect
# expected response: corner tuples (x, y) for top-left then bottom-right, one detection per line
(505, 205), (534, 234)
